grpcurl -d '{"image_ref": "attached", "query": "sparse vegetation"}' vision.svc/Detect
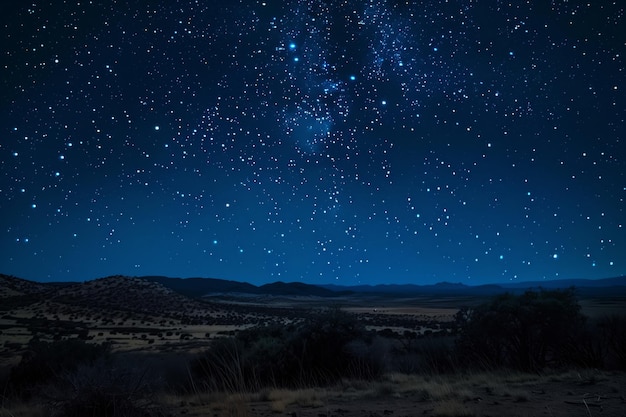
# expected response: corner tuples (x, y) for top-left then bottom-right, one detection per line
(45, 359), (165, 417)
(596, 314), (626, 370)
(191, 308), (383, 391)
(1, 274), (625, 416)
(454, 288), (593, 371)
(8, 338), (111, 399)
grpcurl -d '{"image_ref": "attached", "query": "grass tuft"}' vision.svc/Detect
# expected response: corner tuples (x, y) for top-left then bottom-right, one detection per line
(266, 388), (325, 410)
(432, 400), (475, 417)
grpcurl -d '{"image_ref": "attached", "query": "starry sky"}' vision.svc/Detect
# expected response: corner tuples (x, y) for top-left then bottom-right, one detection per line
(1, 1), (624, 285)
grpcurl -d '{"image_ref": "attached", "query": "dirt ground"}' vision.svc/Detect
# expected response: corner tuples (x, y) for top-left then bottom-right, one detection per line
(175, 370), (626, 417)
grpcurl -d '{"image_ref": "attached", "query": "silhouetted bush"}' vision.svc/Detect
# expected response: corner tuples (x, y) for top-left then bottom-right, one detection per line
(455, 288), (586, 371)
(290, 308), (380, 382)
(47, 359), (163, 417)
(8, 338), (111, 399)
(597, 314), (626, 370)
(392, 334), (457, 374)
(191, 308), (383, 391)
(560, 316), (609, 369)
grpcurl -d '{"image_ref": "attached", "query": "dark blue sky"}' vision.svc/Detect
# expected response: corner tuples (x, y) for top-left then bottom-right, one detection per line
(1, 1), (624, 285)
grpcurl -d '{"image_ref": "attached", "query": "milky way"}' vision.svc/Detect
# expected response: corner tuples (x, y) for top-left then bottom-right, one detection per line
(1, 1), (624, 284)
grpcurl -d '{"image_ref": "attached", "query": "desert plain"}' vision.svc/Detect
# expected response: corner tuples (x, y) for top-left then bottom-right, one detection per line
(1, 274), (625, 416)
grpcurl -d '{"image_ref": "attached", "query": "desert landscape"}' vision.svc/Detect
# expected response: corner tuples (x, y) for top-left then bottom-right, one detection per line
(3, 0), (625, 415)
(1, 273), (625, 416)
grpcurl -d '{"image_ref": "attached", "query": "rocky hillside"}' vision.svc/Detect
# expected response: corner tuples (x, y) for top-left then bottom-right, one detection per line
(0, 274), (51, 298)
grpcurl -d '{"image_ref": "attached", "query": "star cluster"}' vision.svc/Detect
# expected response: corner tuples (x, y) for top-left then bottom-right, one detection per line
(1, 0), (624, 284)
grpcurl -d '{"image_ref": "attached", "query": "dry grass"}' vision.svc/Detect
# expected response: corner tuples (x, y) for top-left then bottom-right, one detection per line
(166, 388), (327, 416)
(166, 393), (253, 417)
(214, 395), (251, 417)
(332, 370), (539, 407)
(4, 369), (625, 417)
(549, 368), (610, 385)
(334, 374), (481, 416)
(0, 402), (47, 417)
(432, 400), (475, 417)
(265, 387), (326, 411)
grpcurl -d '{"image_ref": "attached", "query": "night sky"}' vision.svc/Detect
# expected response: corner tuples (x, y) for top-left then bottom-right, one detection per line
(1, 1), (624, 285)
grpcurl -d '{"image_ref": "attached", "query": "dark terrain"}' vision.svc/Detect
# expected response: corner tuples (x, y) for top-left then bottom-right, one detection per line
(1, 273), (625, 417)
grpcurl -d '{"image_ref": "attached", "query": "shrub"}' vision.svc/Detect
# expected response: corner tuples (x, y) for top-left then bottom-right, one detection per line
(9, 338), (111, 399)
(192, 336), (250, 392)
(46, 359), (161, 417)
(597, 314), (626, 370)
(288, 308), (380, 382)
(399, 335), (457, 374)
(560, 316), (608, 369)
(455, 288), (585, 371)
(191, 308), (382, 391)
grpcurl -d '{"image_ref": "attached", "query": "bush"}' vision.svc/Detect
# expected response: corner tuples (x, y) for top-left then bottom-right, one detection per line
(455, 288), (585, 371)
(289, 308), (380, 382)
(9, 338), (111, 399)
(46, 359), (161, 417)
(597, 314), (626, 370)
(392, 335), (457, 374)
(191, 308), (383, 391)
(559, 316), (608, 369)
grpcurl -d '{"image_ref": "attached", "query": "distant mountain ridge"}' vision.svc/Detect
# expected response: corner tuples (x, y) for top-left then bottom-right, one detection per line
(2, 273), (625, 300)
(143, 275), (626, 298)
(322, 276), (626, 296)
(320, 282), (505, 296)
(500, 276), (626, 289)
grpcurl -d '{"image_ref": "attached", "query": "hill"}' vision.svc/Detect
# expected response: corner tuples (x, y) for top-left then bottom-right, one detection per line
(51, 275), (213, 315)
(0, 274), (223, 322)
(142, 276), (343, 298)
(0, 274), (53, 298)
(142, 275), (259, 298)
